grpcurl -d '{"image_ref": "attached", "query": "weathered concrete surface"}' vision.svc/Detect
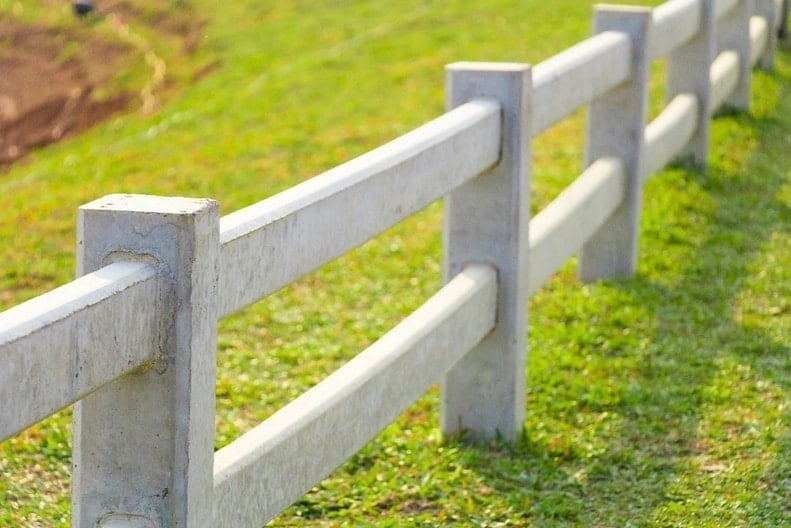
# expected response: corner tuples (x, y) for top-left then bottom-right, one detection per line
(532, 31), (631, 134)
(0, 262), (157, 441)
(72, 194), (219, 528)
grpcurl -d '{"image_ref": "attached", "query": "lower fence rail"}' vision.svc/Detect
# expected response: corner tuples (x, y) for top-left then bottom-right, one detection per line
(528, 157), (625, 295)
(213, 264), (498, 527)
(643, 93), (700, 179)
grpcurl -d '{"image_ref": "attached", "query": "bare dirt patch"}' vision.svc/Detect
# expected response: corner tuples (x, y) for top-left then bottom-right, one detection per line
(0, 1), (204, 170)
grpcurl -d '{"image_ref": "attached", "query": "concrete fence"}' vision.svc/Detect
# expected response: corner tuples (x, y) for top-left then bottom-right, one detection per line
(1, 0), (787, 526)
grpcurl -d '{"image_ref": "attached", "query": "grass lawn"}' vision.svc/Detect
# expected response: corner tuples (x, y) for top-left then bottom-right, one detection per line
(1, 0), (789, 526)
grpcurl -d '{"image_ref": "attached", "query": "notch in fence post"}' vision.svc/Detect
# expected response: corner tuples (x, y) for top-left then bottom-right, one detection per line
(579, 6), (652, 282)
(72, 195), (219, 528)
(441, 62), (531, 443)
(717, 0), (752, 110)
(666, 0), (715, 167)
(756, 0), (779, 69)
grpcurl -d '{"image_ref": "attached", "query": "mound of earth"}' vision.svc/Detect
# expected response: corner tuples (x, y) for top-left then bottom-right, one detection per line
(0, 1), (204, 171)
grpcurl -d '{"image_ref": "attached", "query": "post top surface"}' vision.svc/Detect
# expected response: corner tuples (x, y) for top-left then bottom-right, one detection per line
(80, 194), (218, 215)
(594, 4), (653, 14)
(447, 61), (531, 72)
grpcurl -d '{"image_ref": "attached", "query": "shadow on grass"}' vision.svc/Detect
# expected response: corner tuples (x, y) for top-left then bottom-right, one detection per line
(457, 48), (791, 526)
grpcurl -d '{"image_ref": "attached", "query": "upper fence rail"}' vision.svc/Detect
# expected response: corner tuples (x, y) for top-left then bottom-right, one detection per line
(650, 0), (705, 59)
(217, 98), (501, 317)
(531, 31), (632, 134)
(0, 262), (158, 440)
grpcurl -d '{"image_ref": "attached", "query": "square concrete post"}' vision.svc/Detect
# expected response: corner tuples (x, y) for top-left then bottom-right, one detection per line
(72, 195), (219, 528)
(666, 0), (715, 167)
(580, 6), (652, 282)
(757, 0), (779, 68)
(717, 0), (753, 110)
(441, 63), (531, 443)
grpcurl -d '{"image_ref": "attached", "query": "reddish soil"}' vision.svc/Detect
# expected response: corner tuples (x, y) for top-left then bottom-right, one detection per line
(0, 1), (203, 171)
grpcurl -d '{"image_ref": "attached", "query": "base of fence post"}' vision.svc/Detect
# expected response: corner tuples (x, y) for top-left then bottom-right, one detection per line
(72, 195), (219, 528)
(580, 6), (651, 282)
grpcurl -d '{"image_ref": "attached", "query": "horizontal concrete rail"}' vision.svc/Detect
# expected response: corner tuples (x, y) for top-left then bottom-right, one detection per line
(650, 0), (702, 60)
(527, 158), (625, 295)
(750, 15), (769, 66)
(0, 262), (159, 440)
(709, 50), (740, 114)
(213, 264), (498, 527)
(643, 93), (700, 179)
(531, 31), (631, 134)
(217, 99), (501, 317)
(714, 0), (740, 19)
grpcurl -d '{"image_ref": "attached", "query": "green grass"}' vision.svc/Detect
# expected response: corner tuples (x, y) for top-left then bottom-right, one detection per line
(1, 0), (789, 526)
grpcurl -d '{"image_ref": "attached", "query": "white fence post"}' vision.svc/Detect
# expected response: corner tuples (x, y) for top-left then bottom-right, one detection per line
(757, 0), (779, 68)
(717, 0), (753, 110)
(666, 0), (715, 167)
(580, 6), (652, 282)
(72, 195), (219, 528)
(441, 63), (531, 442)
